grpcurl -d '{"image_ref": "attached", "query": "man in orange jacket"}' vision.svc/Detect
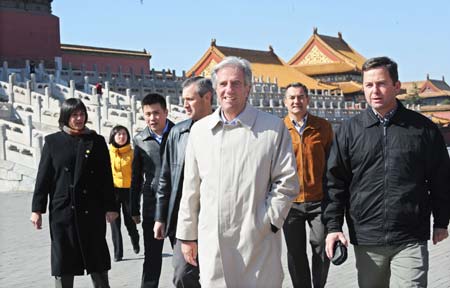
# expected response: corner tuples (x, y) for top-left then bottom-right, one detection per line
(283, 82), (333, 288)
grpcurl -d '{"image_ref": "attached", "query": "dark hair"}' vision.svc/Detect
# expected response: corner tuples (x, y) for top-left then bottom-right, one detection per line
(58, 98), (88, 129)
(109, 125), (131, 147)
(362, 56), (399, 84)
(181, 76), (214, 104)
(284, 82), (308, 97)
(141, 93), (167, 110)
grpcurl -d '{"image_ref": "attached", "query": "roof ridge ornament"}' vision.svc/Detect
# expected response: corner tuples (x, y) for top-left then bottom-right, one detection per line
(269, 45), (274, 53)
(211, 39), (216, 47)
(338, 32), (342, 39)
(313, 27), (318, 34)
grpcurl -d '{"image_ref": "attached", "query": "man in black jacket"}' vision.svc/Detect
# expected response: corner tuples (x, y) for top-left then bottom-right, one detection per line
(323, 56), (450, 288)
(130, 93), (174, 288)
(153, 76), (213, 287)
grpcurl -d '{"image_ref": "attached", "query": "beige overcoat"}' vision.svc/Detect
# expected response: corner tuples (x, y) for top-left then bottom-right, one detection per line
(176, 104), (300, 287)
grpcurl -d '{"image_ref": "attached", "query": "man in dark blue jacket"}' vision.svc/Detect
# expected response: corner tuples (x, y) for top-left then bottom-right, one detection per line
(323, 56), (450, 288)
(130, 93), (174, 288)
(153, 76), (213, 287)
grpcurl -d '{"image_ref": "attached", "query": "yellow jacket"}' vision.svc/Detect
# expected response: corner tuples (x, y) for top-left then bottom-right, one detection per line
(284, 114), (333, 203)
(109, 144), (133, 188)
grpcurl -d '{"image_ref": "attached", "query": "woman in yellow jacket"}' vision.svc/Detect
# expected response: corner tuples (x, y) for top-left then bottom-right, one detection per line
(109, 125), (140, 261)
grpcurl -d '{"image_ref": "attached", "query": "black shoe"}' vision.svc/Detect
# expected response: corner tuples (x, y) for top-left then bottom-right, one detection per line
(133, 243), (140, 254)
(114, 256), (122, 262)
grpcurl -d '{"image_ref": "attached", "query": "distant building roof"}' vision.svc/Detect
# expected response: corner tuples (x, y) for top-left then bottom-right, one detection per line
(398, 76), (450, 100)
(187, 39), (338, 90)
(288, 28), (366, 71)
(61, 44), (151, 58)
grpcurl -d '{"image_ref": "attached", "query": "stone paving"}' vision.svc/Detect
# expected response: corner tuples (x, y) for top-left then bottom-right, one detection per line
(0, 192), (449, 287)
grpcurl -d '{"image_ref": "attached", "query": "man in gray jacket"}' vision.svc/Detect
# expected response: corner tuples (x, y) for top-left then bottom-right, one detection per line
(153, 76), (213, 287)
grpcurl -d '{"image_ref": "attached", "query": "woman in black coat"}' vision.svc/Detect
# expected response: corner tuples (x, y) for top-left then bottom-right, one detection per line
(30, 98), (118, 288)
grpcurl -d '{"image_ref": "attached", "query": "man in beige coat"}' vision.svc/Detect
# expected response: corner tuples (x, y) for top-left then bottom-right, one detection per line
(176, 56), (300, 287)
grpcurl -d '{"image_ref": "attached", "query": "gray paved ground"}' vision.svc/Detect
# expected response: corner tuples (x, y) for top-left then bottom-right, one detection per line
(0, 192), (449, 287)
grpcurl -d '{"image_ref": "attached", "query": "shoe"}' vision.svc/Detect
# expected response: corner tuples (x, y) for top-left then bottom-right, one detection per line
(114, 256), (122, 262)
(133, 243), (140, 254)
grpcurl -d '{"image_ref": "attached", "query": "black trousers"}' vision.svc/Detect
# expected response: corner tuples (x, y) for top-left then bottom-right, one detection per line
(54, 271), (109, 288)
(141, 218), (164, 288)
(170, 237), (201, 288)
(283, 201), (330, 288)
(110, 188), (139, 259)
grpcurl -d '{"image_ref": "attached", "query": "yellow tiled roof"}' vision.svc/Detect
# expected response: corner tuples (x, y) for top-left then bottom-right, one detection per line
(187, 40), (338, 90)
(293, 62), (358, 75)
(334, 81), (362, 94)
(288, 30), (366, 71)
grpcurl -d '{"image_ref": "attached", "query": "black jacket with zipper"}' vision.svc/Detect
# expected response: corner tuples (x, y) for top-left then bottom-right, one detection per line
(130, 121), (174, 220)
(323, 101), (450, 245)
(154, 118), (193, 238)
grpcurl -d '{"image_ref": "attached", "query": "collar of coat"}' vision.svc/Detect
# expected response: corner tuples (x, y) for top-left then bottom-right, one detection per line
(363, 100), (408, 128)
(208, 103), (257, 131)
(140, 120), (173, 141)
(283, 113), (324, 133)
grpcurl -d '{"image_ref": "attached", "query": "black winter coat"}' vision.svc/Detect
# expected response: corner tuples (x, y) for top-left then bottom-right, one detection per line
(155, 119), (193, 238)
(32, 131), (117, 276)
(323, 102), (450, 245)
(130, 121), (174, 220)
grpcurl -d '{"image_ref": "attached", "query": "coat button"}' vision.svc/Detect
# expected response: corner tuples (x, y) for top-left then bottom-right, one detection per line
(71, 205), (75, 210)
(64, 167), (70, 172)
(82, 189), (87, 194)
(84, 210), (89, 214)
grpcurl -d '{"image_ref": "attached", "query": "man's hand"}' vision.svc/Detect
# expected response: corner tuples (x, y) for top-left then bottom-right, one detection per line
(154, 221), (165, 240)
(432, 228), (448, 245)
(106, 212), (119, 223)
(181, 241), (198, 267)
(132, 215), (141, 224)
(30, 212), (42, 230)
(325, 232), (348, 259)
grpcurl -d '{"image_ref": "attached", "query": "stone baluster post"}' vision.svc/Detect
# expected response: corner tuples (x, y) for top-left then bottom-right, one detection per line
(25, 115), (33, 147)
(131, 95), (137, 124)
(34, 94), (42, 123)
(48, 74), (54, 98)
(94, 107), (101, 134)
(165, 95), (172, 113)
(33, 134), (43, 168)
(54, 56), (62, 83)
(0, 124), (6, 160)
(2, 61), (8, 82)
(8, 73), (15, 104)
(44, 86), (50, 109)
(84, 76), (90, 94)
(26, 80), (32, 105)
(127, 111), (133, 136)
(104, 81), (110, 102)
(69, 80), (75, 99)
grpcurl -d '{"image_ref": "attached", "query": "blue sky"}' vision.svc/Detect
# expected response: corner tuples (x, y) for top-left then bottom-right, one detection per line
(52, 0), (450, 82)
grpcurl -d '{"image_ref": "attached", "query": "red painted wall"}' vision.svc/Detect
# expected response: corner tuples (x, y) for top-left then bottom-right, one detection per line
(61, 53), (150, 74)
(0, 9), (61, 67)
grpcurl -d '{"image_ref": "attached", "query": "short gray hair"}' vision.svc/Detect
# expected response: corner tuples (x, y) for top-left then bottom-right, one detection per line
(211, 56), (252, 89)
(181, 76), (214, 104)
